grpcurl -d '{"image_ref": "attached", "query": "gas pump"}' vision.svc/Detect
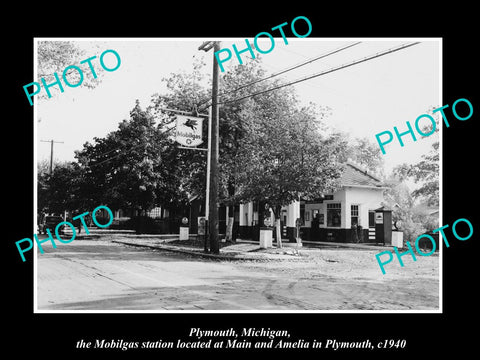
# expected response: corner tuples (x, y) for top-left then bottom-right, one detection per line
(374, 207), (392, 245)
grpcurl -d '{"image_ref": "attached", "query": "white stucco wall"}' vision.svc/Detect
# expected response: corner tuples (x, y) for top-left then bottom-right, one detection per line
(304, 189), (347, 228)
(239, 202), (254, 226)
(303, 187), (383, 229)
(239, 186), (384, 230)
(344, 187), (384, 228)
(286, 201), (300, 227)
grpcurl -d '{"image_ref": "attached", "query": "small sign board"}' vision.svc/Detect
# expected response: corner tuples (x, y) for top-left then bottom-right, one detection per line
(175, 115), (204, 147)
(375, 212), (384, 224)
(264, 217), (273, 227)
(179, 226), (189, 240)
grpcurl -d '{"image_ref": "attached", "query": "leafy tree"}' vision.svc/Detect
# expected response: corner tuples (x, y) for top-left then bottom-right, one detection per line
(381, 105), (439, 244)
(37, 41), (104, 100)
(152, 56), (208, 112)
(349, 137), (385, 176)
(152, 56), (343, 246)
(409, 106), (439, 206)
(409, 141), (439, 207)
(48, 162), (84, 214)
(387, 113), (439, 208)
(383, 160), (439, 245)
(74, 100), (185, 216)
(390, 162), (411, 181)
(149, 57), (211, 207)
(217, 58), (274, 241)
(37, 160), (85, 216)
(231, 89), (342, 247)
(216, 59), (344, 244)
(329, 131), (385, 176)
(382, 172), (426, 243)
(37, 159), (51, 214)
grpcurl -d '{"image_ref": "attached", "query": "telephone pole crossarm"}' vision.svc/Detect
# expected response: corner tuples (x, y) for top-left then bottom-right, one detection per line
(40, 139), (64, 175)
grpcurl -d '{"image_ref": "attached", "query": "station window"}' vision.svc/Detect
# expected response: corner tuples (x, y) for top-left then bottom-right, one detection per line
(351, 205), (359, 226)
(148, 207), (162, 219)
(327, 203), (341, 227)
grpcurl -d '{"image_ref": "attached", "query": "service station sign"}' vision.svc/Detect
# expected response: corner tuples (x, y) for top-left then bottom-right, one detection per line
(175, 115), (204, 147)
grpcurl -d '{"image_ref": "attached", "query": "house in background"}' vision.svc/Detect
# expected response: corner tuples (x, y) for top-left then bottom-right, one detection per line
(238, 162), (387, 243)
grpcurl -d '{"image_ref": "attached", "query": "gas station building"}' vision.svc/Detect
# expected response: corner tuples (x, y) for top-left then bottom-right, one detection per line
(238, 162), (390, 244)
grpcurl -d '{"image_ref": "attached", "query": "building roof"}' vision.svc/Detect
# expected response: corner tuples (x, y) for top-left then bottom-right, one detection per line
(340, 162), (384, 188)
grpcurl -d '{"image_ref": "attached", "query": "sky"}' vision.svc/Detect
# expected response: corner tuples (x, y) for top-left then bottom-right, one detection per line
(35, 38), (441, 176)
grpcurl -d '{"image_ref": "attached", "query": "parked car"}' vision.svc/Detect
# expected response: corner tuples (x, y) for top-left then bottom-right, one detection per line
(38, 215), (65, 234)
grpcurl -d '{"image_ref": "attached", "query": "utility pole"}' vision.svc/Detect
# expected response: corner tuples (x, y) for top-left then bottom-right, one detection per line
(40, 139), (64, 175)
(204, 105), (212, 252)
(199, 41), (220, 254)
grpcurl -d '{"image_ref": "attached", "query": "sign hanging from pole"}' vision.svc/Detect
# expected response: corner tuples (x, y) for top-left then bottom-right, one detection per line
(175, 115), (204, 147)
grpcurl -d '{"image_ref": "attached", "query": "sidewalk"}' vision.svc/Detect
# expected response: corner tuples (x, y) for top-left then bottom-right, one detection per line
(108, 235), (393, 262)
(236, 238), (390, 250)
(70, 229), (393, 261)
(111, 237), (304, 261)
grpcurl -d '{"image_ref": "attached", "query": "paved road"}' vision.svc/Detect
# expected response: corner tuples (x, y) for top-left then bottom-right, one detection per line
(36, 238), (439, 311)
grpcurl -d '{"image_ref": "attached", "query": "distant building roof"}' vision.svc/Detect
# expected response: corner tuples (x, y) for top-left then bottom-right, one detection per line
(341, 162), (384, 188)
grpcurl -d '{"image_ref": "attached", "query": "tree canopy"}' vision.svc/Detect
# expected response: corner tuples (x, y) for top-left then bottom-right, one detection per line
(38, 55), (357, 244)
(73, 100), (188, 214)
(37, 41), (105, 99)
(409, 141), (439, 207)
(327, 131), (385, 176)
(382, 128), (439, 243)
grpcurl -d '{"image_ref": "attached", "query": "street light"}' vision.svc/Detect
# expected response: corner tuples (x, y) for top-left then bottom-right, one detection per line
(199, 41), (220, 254)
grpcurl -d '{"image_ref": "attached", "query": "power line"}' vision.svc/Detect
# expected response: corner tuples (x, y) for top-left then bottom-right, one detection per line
(80, 112), (180, 166)
(197, 41), (362, 109)
(83, 127), (178, 169)
(73, 141), (126, 169)
(78, 119), (181, 170)
(217, 42), (421, 105)
(88, 148), (126, 168)
(86, 140), (155, 169)
(225, 42), (362, 96)
(92, 144), (124, 158)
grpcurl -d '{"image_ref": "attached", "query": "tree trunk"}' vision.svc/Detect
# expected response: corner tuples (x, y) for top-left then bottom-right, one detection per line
(225, 182), (235, 243)
(225, 205), (234, 242)
(274, 205), (282, 248)
(275, 218), (283, 248)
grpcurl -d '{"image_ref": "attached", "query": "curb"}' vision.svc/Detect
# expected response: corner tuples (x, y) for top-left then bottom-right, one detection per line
(300, 240), (393, 251)
(236, 238), (391, 251)
(111, 240), (260, 261)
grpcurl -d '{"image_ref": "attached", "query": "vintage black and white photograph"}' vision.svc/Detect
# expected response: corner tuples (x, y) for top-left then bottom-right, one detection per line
(33, 38), (441, 312)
